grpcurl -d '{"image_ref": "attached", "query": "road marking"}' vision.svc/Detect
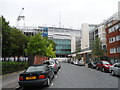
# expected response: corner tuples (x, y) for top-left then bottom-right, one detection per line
(55, 76), (58, 78)
(15, 86), (21, 90)
(51, 83), (54, 86)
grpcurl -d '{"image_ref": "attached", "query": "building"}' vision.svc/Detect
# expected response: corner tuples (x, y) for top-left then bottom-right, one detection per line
(77, 24), (97, 63)
(17, 26), (81, 57)
(105, 12), (120, 62)
(18, 26), (48, 37)
(48, 27), (81, 57)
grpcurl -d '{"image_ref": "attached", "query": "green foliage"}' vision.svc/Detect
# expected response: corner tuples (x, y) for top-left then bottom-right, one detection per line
(2, 61), (28, 75)
(25, 33), (56, 58)
(2, 16), (11, 57)
(46, 44), (56, 58)
(75, 54), (81, 60)
(10, 28), (28, 57)
(92, 37), (104, 57)
(1, 16), (28, 57)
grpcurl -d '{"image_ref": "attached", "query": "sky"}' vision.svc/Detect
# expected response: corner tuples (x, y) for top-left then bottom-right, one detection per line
(0, 0), (120, 29)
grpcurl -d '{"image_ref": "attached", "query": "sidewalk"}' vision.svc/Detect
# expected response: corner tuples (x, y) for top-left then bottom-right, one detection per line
(2, 70), (24, 89)
(2, 70), (24, 79)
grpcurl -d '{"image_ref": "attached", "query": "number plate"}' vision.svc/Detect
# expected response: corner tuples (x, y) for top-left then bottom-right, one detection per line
(26, 76), (36, 80)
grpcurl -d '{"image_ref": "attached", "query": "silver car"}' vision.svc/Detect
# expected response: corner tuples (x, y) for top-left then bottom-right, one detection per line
(43, 60), (58, 74)
(109, 63), (120, 76)
(78, 60), (85, 66)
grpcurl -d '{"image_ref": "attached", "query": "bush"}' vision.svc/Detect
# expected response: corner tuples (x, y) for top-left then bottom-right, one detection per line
(2, 61), (28, 75)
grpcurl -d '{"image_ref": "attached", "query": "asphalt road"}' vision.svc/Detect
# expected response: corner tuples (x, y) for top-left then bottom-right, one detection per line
(2, 62), (119, 90)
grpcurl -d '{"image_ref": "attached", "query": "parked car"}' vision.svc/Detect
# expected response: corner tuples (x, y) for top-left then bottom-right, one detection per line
(96, 60), (112, 72)
(43, 60), (58, 74)
(78, 60), (85, 66)
(88, 61), (97, 69)
(73, 60), (79, 65)
(18, 64), (54, 87)
(54, 59), (61, 70)
(109, 63), (120, 76)
(70, 60), (74, 64)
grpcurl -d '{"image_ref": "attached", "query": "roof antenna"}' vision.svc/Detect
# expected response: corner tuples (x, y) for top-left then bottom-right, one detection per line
(59, 12), (61, 28)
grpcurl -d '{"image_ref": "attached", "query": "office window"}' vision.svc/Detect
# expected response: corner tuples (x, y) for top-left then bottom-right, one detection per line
(110, 48), (116, 53)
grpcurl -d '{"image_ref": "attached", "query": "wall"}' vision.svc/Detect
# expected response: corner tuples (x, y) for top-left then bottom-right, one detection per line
(34, 56), (49, 64)
(81, 23), (89, 50)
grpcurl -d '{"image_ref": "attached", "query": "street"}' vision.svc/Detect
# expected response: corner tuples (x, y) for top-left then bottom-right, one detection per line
(2, 62), (119, 89)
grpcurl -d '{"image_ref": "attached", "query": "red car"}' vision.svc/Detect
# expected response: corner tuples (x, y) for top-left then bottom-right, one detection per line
(96, 61), (112, 72)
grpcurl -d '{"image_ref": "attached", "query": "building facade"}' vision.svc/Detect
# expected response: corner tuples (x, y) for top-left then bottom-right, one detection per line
(78, 24), (97, 63)
(17, 26), (81, 57)
(106, 14), (120, 62)
(48, 27), (81, 57)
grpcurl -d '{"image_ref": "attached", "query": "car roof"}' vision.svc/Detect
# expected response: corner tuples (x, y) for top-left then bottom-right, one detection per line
(44, 60), (54, 62)
(101, 60), (109, 62)
(30, 64), (48, 67)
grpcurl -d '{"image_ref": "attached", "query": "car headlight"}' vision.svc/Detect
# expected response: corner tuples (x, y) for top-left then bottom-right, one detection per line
(104, 65), (109, 67)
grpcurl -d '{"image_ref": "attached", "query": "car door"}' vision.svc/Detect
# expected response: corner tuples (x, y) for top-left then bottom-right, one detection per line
(97, 61), (102, 69)
(47, 66), (54, 80)
(114, 64), (120, 75)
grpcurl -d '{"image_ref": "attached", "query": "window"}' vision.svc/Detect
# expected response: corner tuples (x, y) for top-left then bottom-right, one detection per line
(116, 35), (120, 41)
(26, 66), (44, 72)
(109, 37), (116, 43)
(110, 48), (116, 53)
(108, 23), (120, 33)
(117, 47), (120, 53)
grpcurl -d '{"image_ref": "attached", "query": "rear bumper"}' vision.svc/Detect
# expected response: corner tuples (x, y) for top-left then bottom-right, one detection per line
(18, 78), (48, 87)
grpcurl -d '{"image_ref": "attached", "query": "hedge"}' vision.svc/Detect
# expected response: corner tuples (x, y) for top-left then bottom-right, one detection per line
(2, 61), (28, 75)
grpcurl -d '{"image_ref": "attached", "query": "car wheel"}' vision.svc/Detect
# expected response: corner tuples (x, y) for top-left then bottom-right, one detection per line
(91, 66), (94, 69)
(45, 78), (50, 87)
(54, 71), (57, 74)
(102, 67), (105, 72)
(111, 70), (115, 76)
(52, 74), (55, 79)
(96, 67), (99, 70)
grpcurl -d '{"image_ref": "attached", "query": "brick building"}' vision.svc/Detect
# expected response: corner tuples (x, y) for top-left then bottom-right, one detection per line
(106, 17), (120, 62)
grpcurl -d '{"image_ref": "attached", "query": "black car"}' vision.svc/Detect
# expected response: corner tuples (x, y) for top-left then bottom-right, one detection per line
(88, 61), (97, 69)
(18, 64), (54, 87)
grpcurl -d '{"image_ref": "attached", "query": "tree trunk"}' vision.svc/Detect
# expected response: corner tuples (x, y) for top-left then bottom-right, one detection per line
(28, 55), (35, 66)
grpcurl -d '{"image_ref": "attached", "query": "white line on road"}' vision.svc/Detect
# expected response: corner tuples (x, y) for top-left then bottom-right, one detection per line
(51, 83), (54, 86)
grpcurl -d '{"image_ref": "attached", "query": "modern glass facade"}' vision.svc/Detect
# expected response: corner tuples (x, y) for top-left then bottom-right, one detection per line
(53, 39), (71, 57)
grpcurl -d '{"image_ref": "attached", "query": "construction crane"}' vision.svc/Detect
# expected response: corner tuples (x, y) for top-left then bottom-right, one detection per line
(17, 8), (25, 27)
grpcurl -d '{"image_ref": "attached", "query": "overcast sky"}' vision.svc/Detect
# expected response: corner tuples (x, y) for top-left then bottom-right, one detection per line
(0, 0), (120, 29)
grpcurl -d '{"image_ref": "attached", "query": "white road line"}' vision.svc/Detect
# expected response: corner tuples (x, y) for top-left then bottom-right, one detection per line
(51, 83), (54, 86)
(55, 76), (58, 78)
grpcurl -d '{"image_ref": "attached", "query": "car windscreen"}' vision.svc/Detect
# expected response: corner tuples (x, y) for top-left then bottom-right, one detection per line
(102, 61), (110, 64)
(44, 61), (50, 65)
(26, 66), (44, 72)
(50, 61), (54, 65)
(116, 63), (120, 67)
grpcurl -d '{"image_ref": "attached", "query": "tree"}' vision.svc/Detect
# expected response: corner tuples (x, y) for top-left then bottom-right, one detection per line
(10, 28), (28, 58)
(92, 37), (104, 58)
(1, 16), (28, 61)
(25, 33), (56, 58)
(1, 16), (12, 58)
(46, 43), (56, 58)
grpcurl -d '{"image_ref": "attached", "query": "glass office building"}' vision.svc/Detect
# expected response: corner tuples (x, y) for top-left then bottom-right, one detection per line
(53, 39), (71, 57)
